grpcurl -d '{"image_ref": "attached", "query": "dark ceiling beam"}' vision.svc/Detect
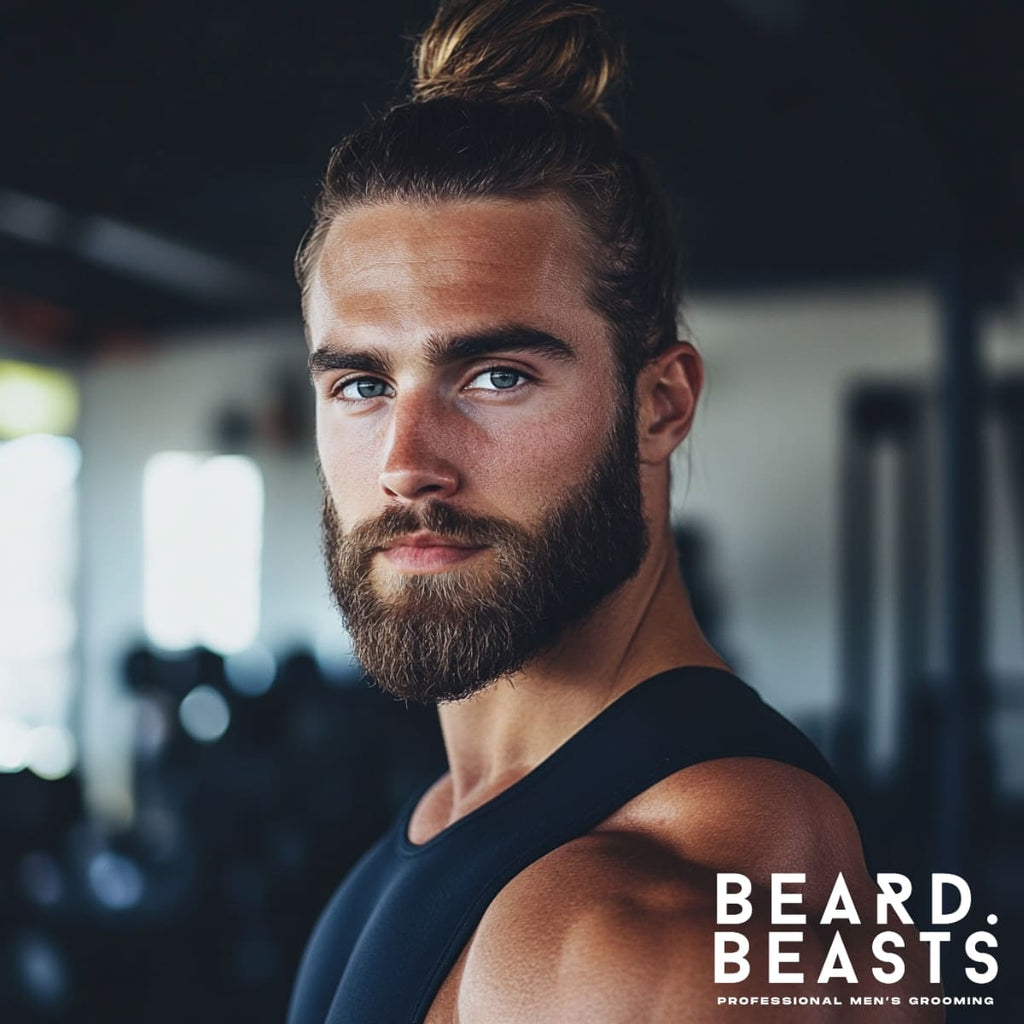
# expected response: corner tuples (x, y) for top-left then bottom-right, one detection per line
(0, 188), (277, 307)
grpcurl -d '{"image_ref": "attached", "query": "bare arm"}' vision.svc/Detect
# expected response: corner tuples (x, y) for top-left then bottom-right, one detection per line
(451, 760), (945, 1023)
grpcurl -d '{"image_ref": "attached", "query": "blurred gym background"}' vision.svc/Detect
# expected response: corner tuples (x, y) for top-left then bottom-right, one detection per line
(1, 1), (1021, 1020)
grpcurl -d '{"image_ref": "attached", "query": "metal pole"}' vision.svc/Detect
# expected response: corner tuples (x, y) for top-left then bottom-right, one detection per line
(934, 250), (990, 877)
(836, 392), (876, 793)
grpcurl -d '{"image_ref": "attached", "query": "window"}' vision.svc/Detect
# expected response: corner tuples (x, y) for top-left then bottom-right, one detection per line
(142, 453), (263, 655)
(0, 434), (80, 779)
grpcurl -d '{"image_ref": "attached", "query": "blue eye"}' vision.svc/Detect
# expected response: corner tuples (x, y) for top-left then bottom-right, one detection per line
(468, 368), (528, 391)
(339, 377), (391, 400)
(488, 369), (521, 389)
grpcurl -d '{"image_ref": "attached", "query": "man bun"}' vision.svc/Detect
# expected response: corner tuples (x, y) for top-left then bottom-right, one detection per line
(413, 0), (624, 126)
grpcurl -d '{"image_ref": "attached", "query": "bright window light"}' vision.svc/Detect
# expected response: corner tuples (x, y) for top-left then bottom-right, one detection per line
(0, 433), (80, 778)
(143, 452), (263, 655)
(0, 717), (32, 772)
(25, 724), (78, 780)
(0, 361), (79, 439)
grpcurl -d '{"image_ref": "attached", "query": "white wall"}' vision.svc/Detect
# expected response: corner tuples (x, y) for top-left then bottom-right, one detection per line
(676, 286), (938, 714)
(676, 285), (1023, 787)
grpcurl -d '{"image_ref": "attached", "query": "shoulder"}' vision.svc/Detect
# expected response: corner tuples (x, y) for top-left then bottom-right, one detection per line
(454, 826), (714, 1023)
(453, 759), (939, 1023)
(601, 756), (870, 898)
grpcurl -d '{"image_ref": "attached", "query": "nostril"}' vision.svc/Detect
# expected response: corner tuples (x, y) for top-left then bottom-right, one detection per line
(379, 465), (459, 502)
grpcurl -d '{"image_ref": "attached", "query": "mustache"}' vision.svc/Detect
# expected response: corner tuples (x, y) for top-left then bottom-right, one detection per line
(342, 500), (523, 553)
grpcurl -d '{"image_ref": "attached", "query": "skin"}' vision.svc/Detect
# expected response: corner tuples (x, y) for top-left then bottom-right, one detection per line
(308, 197), (943, 1022)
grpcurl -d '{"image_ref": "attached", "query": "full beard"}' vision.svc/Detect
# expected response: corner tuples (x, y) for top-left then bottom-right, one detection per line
(321, 407), (649, 704)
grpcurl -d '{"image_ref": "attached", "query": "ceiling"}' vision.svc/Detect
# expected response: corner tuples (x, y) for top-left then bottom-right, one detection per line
(2, 0), (1021, 353)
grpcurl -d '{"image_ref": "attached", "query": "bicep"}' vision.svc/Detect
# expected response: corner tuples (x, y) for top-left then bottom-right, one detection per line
(469, 903), (943, 1024)
(535, 901), (816, 1024)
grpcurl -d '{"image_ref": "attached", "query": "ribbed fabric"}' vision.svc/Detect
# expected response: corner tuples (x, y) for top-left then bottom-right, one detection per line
(288, 667), (846, 1024)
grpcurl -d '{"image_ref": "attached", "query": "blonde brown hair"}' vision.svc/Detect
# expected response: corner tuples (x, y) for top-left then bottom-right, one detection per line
(297, 0), (682, 385)
(414, 0), (622, 125)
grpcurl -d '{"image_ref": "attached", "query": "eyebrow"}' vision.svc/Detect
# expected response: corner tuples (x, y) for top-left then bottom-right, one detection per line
(308, 324), (576, 379)
(307, 346), (389, 378)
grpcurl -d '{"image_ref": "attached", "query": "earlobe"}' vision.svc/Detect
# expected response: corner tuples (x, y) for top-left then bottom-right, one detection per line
(637, 343), (702, 465)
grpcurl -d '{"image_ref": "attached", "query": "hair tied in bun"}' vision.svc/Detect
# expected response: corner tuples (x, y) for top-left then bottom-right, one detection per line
(413, 0), (624, 127)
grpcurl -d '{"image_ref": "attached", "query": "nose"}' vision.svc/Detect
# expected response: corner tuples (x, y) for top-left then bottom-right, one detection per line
(378, 392), (460, 502)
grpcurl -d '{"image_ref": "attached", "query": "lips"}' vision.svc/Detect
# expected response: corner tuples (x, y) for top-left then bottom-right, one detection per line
(380, 532), (486, 572)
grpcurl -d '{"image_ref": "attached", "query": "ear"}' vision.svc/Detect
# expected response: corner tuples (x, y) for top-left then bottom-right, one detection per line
(636, 342), (703, 465)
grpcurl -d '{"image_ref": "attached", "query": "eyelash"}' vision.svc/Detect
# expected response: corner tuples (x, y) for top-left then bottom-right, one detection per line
(330, 365), (534, 401)
(467, 366), (533, 392)
(332, 376), (393, 401)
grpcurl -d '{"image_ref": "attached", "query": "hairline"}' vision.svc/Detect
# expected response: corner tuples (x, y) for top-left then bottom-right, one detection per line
(297, 191), (650, 400)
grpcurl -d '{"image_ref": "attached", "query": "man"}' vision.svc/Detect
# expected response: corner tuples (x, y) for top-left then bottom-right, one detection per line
(289, 1), (940, 1020)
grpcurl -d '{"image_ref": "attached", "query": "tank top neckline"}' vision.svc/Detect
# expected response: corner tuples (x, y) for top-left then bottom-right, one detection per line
(398, 663), (741, 856)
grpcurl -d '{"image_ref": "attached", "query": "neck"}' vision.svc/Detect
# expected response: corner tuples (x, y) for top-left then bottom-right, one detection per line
(433, 518), (729, 819)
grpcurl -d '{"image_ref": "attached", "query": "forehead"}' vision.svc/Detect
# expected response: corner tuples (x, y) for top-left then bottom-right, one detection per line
(306, 197), (608, 351)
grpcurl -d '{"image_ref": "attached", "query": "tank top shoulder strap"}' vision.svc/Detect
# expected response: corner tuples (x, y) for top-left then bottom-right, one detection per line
(469, 665), (848, 851)
(388, 666), (847, 1020)
(300, 666), (848, 1023)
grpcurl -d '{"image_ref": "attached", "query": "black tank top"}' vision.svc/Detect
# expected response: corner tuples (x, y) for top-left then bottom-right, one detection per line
(287, 667), (847, 1024)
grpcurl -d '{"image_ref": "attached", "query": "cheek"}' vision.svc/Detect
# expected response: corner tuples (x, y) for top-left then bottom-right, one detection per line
(315, 405), (378, 510)
(479, 399), (610, 508)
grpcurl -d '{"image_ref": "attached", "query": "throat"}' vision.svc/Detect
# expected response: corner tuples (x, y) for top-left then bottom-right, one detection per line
(406, 772), (525, 846)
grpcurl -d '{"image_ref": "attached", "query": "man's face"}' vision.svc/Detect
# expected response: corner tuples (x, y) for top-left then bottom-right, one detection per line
(308, 197), (648, 702)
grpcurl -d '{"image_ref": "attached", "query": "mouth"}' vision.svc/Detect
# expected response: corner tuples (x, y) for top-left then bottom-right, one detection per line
(378, 531), (487, 572)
